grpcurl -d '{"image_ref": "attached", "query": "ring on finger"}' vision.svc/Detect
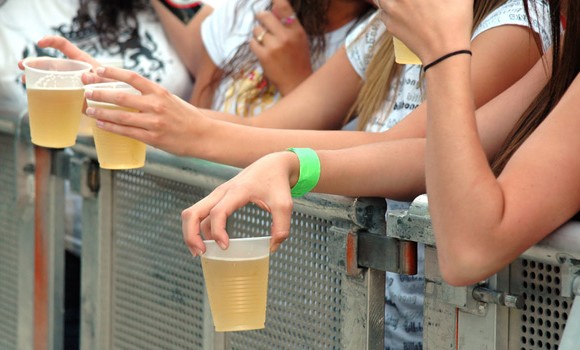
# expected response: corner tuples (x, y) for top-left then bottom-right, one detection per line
(255, 29), (268, 44)
(281, 13), (297, 25)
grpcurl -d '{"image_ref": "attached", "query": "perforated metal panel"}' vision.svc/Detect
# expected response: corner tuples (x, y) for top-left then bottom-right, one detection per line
(111, 170), (206, 349)
(511, 258), (574, 350)
(0, 134), (18, 350)
(109, 169), (350, 349)
(227, 210), (343, 350)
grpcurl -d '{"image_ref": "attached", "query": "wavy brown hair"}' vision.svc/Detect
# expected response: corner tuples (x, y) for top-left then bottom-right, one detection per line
(349, 0), (510, 130)
(492, 0), (579, 174)
(77, 0), (150, 49)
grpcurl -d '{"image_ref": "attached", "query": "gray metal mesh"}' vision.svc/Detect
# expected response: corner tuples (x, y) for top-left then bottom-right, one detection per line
(511, 258), (574, 350)
(227, 210), (343, 350)
(0, 134), (18, 350)
(110, 170), (347, 349)
(111, 170), (206, 350)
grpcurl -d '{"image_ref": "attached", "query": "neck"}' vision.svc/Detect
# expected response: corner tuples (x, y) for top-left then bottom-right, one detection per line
(325, 0), (371, 32)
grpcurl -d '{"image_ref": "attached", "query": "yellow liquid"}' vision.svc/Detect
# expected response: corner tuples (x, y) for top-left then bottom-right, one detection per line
(88, 102), (146, 169)
(393, 37), (422, 65)
(201, 255), (269, 332)
(26, 88), (85, 148)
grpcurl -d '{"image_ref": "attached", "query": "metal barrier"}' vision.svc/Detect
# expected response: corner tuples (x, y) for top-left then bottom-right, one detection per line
(388, 195), (580, 350)
(0, 114), (36, 350)
(4, 110), (578, 349)
(70, 139), (404, 350)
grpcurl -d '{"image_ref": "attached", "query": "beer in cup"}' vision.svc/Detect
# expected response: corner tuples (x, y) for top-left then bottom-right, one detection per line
(23, 57), (92, 148)
(393, 37), (422, 65)
(84, 82), (146, 170)
(201, 236), (271, 332)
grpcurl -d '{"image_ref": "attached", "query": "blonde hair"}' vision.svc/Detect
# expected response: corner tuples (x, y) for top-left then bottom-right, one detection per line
(348, 0), (508, 131)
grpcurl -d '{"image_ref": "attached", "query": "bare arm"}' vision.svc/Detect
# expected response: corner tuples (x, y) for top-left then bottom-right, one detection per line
(181, 52), (551, 253)
(84, 17), (545, 167)
(150, 0), (214, 78)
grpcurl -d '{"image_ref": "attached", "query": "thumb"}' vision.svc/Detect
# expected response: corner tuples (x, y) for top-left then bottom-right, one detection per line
(271, 0), (295, 20)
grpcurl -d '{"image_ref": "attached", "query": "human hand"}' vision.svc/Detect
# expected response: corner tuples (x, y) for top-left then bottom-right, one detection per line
(181, 151), (300, 256)
(17, 36), (101, 71)
(82, 66), (209, 156)
(250, 0), (312, 96)
(377, 0), (473, 64)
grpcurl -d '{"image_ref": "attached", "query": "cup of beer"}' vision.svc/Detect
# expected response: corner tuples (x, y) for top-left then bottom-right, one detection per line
(393, 37), (422, 65)
(23, 57), (92, 148)
(78, 58), (125, 137)
(84, 82), (146, 170)
(201, 236), (271, 332)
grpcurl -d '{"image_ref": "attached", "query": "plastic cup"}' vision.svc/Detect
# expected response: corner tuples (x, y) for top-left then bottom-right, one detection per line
(84, 82), (146, 170)
(393, 37), (422, 65)
(23, 57), (92, 148)
(201, 236), (271, 332)
(78, 58), (124, 137)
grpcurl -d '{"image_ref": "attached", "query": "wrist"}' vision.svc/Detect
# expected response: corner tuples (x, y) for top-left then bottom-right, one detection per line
(285, 148), (321, 198)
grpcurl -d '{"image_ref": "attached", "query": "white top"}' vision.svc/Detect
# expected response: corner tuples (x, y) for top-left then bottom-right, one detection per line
(344, 1), (551, 349)
(346, 0), (551, 134)
(0, 0), (193, 117)
(201, 0), (358, 116)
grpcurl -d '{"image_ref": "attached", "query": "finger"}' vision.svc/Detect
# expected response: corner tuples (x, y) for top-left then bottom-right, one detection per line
(82, 72), (115, 85)
(271, 0), (295, 21)
(251, 24), (269, 46)
(208, 187), (259, 250)
(84, 88), (150, 115)
(257, 11), (289, 37)
(94, 66), (160, 95)
(200, 217), (212, 240)
(181, 188), (229, 256)
(37, 36), (100, 67)
(256, 197), (293, 252)
(181, 206), (206, 257)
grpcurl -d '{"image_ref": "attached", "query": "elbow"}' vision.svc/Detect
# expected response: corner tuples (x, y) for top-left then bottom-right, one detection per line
(437, 248), (497, 287)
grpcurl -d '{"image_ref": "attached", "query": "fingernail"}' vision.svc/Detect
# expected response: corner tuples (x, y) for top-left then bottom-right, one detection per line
(85, 107), (95, 116)
(196, 249), (204, 256)
(95, 66), (105, 75)
(217, 241), (227, 250)
(84, 90), (93, 99)
(95, 120), (105, 128)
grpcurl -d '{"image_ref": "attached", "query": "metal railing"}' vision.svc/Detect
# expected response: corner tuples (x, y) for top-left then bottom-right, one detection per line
(70, 139), (402, 350)
(388, 195), (580, 350)
(2, 110), (579, 349)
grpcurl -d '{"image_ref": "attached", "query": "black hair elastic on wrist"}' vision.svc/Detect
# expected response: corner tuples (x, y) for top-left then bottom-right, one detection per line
(422, 50), (472, 73)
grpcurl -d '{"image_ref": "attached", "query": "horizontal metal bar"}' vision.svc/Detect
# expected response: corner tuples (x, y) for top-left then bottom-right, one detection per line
(357, 232), (417, 274)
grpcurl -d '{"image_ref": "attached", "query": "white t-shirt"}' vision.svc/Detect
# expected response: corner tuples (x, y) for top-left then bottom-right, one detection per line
(344, 1), (551, 349)
(0, 0), (193, 117)
(201, 0), (358, 116)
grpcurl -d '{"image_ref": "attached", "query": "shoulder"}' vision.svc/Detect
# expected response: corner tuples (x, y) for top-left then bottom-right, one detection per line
(345, 11), (384, 78)
(472, 0), (551, 48)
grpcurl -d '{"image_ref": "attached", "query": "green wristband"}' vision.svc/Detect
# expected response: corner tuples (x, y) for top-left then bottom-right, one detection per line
(286, 148), (321, 198)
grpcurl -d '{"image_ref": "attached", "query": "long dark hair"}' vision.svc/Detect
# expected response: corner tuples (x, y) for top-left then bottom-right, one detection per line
(77, 0), (150, 49)
(207, 0), (373, 111)
(492, 0), (580, 174)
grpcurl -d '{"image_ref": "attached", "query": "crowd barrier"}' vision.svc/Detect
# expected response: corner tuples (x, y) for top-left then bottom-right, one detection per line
(0, 112), (578, 349)
(388, 195), (580, 349)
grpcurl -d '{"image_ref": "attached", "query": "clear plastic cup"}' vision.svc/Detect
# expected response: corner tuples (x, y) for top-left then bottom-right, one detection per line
(201, 236), (271, 332)
(78, 58), (125, 137)
(23, 57), (92, 148)
(84, 82), (146, 170)
(393, 37), (422, 65)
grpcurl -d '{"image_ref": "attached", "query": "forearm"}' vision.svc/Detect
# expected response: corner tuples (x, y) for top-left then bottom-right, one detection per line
(150, 0), (213, 76)
(313, 140), (427, 200)
(425, 57), (507, 283)
(190, 119), (394, 168)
